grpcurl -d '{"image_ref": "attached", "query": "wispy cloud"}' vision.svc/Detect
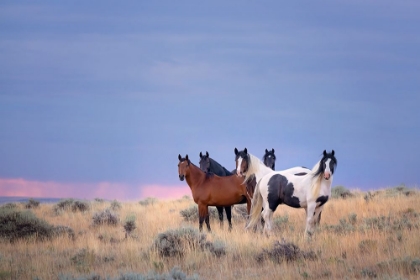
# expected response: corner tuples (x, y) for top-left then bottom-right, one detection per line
(0, 178), (190, 201)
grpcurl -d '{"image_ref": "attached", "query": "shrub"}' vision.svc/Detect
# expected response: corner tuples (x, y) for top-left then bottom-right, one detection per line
(139, 197), (158, 206)
(153, 226), (225, 258)
(124, 215), (136, 238)
(272, 215), (289, 231)
(53, 225), (76, 240)
(256, 240), (317, 263)
(331, 186), (353, 199)
(71, 200), (90, 212)
(54, 199), (75, 212)
(25, 198), (40, 209)
(110, 200), (122, 211)
(115, 266), (199, 280)
(359, 239), (378, 253)
(180, 206), (218, 222)
(0, 203), (18, 209)
(53, 199), (90, 214)
(70, 248), (96, 273)
(0, 208), (54, 242)
(92, 208), (119, 226)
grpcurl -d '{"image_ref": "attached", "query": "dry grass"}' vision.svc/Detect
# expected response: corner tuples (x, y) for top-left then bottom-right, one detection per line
(0, 189), (420, 279)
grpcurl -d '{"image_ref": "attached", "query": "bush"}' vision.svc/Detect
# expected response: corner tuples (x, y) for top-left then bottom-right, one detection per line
(256, 240), (317, 263)
(25, 198), (40, 209)
(115, 266), (199, 280)
(71, 200), (90, 212)
(53, 199), (90, 214)
(92, 208), (119, 226)
(124, 215), (136, 238)
(153, 226), (225, 258)
(331, 186), (353, 199)
(0, 208), (54, 242)
(53, 225), (76, 240)
(139, 197), (158, 206)
(0, 203), (18, 209)
(110, 200), (122, 211)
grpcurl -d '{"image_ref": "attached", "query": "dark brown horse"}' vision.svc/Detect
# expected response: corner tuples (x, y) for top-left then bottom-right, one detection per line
(178, 154), (251, 232)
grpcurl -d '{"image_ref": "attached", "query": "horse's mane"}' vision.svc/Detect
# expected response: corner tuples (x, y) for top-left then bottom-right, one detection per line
(209, 158), (232, 176)
(244, 153), (264, 183)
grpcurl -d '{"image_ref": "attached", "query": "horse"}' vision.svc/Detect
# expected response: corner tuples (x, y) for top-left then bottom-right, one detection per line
(178, 154), (251, 232)
(263, 148), (276, 170)
(246, 150), (337, 238)
(199, 151), (235, 230)
(234, 148), (280, 197)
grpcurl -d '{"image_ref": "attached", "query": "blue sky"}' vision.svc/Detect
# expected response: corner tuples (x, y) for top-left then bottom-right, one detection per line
(1, 1), (419, 200)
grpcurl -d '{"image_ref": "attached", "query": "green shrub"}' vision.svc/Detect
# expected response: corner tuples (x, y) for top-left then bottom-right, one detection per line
(53, 199), (90, 214)
(0, 203), (18, 209)
(0, 208), (54, 242)
(110, 200), (122, 211)
(153, 226), (225, 258)
(256, 240), (317, 263)
(331, 186), (353, 199)
(124, 215), (136, 237)
(92, 208), (119, 226)
(139, 197), (158, 206)
(115, 266), (200, 280)
(25, 198), (40, 209)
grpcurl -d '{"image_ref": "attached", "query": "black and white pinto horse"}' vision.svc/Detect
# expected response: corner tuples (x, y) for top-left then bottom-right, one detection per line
(233, 148), (277, 197)
(199, 151), (236, 230)
(246, 150), (337, 238)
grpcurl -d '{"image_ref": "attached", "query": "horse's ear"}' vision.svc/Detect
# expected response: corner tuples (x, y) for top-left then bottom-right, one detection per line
(234, 148), (238, 155)
(272, 148), (275, 153)
(186, 154), (189, 161)
(206, 151), (209, 157)
(244, 148), (247, 154)
(178, 154), (182, 161)
(199, 152), (202, 158)
(332, 150), (335, 156)
(265, 149), (268, 153)
(323, 150), (327, 156)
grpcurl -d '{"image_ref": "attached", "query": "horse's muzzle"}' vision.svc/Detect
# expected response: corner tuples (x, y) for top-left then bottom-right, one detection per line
(324, 172), (331, 180)
(179, 175), (185, 181)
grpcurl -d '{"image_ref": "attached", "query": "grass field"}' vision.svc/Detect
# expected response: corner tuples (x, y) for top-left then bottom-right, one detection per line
(0, 186), (419, 280)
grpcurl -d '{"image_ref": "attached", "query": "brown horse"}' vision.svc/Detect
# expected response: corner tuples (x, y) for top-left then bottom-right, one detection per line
(178, 154), (251, 232)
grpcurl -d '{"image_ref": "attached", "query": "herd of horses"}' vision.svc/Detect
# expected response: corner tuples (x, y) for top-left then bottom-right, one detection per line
(177, 148), (337, 238)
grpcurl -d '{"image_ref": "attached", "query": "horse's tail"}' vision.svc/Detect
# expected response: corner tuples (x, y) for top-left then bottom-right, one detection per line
(246, 179), (263, 230)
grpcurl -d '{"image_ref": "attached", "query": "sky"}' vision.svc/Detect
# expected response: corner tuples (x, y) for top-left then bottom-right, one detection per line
(1, 1), (419, 201)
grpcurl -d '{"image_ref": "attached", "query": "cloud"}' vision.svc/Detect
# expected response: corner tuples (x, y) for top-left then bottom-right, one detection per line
(0, 178), (190, 201)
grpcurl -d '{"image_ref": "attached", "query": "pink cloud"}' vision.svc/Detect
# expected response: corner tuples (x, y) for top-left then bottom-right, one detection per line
(0, 178), (191, 201)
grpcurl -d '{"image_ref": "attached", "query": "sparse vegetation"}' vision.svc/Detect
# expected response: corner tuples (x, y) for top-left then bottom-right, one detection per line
(179, 205), (218, 221)
(0, 187), (419, 279)
(331, 185), (353, 199)
(92, 208), (119, 226)
(25, 198), (40, 209)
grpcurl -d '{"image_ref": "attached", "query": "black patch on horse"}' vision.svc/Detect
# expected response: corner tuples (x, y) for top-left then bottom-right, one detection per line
(267, 174), (301, 212)
(316, 195), (329, 207)
(294, 172), (307, 176)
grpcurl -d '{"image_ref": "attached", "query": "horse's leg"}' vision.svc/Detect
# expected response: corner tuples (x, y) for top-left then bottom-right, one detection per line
(198, 204), (210, 232)
(305, 202), (317, 240)
(261, 207), (273, 237)
(314, 205), (324, 228)
(225, 206), (232, 231)
(216, 206), (224, 228)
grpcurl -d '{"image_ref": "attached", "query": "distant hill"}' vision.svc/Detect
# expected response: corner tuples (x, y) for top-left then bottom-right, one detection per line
(0, 196), (62, 205)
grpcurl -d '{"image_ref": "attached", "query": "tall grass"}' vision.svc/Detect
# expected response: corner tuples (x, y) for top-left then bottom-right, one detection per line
(0, 188), (419, 279)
